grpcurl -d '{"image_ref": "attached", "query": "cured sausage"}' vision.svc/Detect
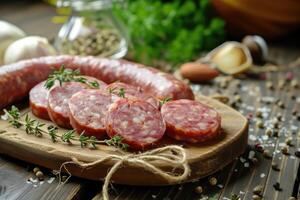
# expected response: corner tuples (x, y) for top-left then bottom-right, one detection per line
(29, 76), (106, 120)
(161, 99), (221, 143)
(106, 82), (159, 109)
(29, 81), (50, 120)
(69, 89), (118, 139)
(47, 82), (88, 128)
(0, 55), (194, 109)
(106, 99), (166, 150)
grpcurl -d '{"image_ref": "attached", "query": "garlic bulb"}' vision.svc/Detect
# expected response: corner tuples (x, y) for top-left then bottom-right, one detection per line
(4, 36), (57, 64)
(0, 21), (26, 64)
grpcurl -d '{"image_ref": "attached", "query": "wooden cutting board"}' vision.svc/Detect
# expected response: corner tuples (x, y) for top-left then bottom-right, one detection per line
(0, 95), (248, 186)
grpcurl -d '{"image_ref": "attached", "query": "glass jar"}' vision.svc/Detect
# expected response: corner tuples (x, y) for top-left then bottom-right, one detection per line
(55, 0), (128, 59)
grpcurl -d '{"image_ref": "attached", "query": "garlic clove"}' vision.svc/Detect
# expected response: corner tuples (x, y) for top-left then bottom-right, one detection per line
(3, 36), (56, 64)
(205, 41), (252, 75)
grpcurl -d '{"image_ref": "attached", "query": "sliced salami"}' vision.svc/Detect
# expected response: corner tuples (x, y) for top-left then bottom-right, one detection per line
(47, 82), (88, 128)
(161, 99), (221, 143)
(29, 81), (50, 120)
(106, 99), (166, 150)
(69, 89), (118, 139)
(106, 82), (159, 109)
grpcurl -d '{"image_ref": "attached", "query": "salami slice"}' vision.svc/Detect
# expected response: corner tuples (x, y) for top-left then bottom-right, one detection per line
(106, 82), (159, 109)
(29, 76), (106, 121)
(106, 99), (166, 150)
(47, 82), (88, 128)
(29, 81), (50, 120)
(161, 99), (221, 143)
(69, 89), (118, 139)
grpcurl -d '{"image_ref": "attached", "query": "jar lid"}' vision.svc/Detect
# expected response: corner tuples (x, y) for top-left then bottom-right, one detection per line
(57, 0), (114, 11)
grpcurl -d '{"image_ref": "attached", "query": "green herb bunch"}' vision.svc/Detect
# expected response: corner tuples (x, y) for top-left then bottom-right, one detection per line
(44, 66), (100, 89)
(113, 0), (226, 67)
(3, 106), (129, 150)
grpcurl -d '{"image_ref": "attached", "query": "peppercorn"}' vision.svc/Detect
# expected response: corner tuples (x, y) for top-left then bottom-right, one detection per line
(281, 146), (289, 155)
(252, 194), (262, 200)
(266, 82), (273, 90)
(250, 157), (258, 164)
(234, 95), (242, 103)
(265, 128), (272, 137)
(256, 120), (264, 129)
(271, 162), (280, 171)
(33, 167), (40, 174)
(256, 110), (263, 118)
(292, 109), (298, 116)
(194, 186), (203, 194)
(277, 101), (285, 109)
(253, 185), (263, 196)
(263, 149), (272, 159)
(36, 171), (44, 180)
(273, 182), (282, 191)
(285, 137), (293, 146)
(291, 80), (299, 88)
(209, 177), (217, 186)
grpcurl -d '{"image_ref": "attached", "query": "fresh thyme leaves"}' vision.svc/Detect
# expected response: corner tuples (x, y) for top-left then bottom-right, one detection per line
(118, 88), (125, 98)
(105, 135), (129, 150)
(61, 130), (76, 144)
(3, 106), (128, 150)
(108, 87), (126, 98)
(79, 133), (97, 148)
(47, 125), (58, 142)
(5, 105), (22, 128)
(44, 66), (99, 89)
(159, 97), (172, 106)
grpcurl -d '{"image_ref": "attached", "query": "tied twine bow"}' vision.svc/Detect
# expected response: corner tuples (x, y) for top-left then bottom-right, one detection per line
(58, 145), (190, 200)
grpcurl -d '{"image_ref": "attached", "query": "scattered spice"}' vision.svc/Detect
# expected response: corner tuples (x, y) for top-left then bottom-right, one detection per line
(291, 80), (299, 88)
(271, 162), (280, 171)
(253, 185), (263, 196)
(33, 167), (40, 174)
(256, 120), (264, 129)
(273, 182), (282, 191)
(255, 143), (264, 153)
(252, 194), (262, 200)
(277, 101), (285, 109)
(234, 95), (242, 103)
(266, 81), (273, 90)
(281, 146), (289, 155)
(292, 109), (297, 116)
(250, 157), (258, 164)
(285, 137), (293, 146)
(263, 149), (272, 159)
(36, 171), (44, 180)
(194, 186), (203, 194)
(265, 128), (272, 137)
(276, 113), (282, 121)
(256, 110), (263, 118)
(209, 177), (217, 186)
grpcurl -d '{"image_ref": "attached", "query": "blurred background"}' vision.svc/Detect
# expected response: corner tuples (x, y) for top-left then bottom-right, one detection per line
(1, 0), (300, 71)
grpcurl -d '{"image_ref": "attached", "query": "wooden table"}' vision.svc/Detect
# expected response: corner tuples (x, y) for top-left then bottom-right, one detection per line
(1, 2), (300, 200)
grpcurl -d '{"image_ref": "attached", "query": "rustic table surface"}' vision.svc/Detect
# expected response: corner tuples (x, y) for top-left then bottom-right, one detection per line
(1, 2), (300, 200)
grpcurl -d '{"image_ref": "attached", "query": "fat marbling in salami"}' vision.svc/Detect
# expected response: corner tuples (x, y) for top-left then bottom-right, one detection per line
(106, 82), (159, 109)
(47, 82), (88, 128)
(69, 89), (118, 139)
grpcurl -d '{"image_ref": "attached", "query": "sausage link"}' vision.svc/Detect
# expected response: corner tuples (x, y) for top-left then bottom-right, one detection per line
(0, 56), (194, 109)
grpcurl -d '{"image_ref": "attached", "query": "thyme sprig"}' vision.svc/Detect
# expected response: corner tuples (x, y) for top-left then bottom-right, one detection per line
(159, 97), (172, 106)
(2, 106), (128, 150)
(44, 66), (99, 89)
(108, 87), (126, 98)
